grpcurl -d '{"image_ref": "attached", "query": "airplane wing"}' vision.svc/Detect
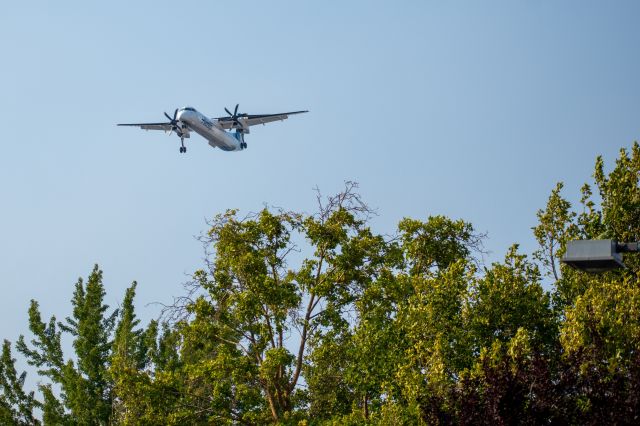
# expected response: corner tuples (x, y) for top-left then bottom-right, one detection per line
(117, 122), (173, 131)
(214, 111), (308, 130)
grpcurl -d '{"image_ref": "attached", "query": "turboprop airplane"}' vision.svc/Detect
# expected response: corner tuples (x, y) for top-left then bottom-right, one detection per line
(118, 105), (307, 153)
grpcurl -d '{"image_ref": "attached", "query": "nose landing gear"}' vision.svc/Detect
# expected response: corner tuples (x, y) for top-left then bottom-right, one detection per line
(179, 137), (187, 153)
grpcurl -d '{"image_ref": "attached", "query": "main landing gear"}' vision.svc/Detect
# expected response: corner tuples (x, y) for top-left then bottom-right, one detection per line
(238, 132), (247, 150)
(179, 138), (187, 154)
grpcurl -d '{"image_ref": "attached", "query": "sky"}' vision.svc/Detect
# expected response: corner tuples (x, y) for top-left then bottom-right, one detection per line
(0, 1), (639, 351)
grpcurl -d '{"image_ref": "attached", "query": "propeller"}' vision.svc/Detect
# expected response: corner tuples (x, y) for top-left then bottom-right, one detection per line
(164, 108), (182, 136)
(224, 104), (246, 130)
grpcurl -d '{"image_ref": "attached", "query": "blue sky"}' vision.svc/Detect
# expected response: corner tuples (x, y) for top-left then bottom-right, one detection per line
(0, 1), (639, 345)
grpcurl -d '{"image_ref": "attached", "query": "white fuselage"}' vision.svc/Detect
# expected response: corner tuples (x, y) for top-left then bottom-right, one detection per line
(177, 107), (243, 152)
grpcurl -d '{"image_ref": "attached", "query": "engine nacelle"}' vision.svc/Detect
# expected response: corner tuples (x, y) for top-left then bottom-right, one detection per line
(237, 118), (250, 134)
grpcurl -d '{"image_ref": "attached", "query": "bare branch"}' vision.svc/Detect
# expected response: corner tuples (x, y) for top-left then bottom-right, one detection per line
(314, 181), (377, 222)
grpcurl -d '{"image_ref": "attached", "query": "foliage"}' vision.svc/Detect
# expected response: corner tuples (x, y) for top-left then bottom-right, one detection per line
(0, 339), (40, 425)
(3, 146), (640, 424)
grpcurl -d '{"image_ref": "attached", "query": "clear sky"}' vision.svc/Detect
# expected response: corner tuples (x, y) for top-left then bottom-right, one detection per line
(1, 1), (639, 347)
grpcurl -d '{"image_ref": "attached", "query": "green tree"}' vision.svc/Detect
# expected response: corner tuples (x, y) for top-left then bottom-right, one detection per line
(117, 321), (185, 425)
(15, 298), (72, 425)
(17, 265), (117, 424)
(3, 145), (640, 423)
(558, 274), (640, 423)
(532, 143), (640, 422)
(398, 215), (484, 276)
(532, 182), (577, 282)
(110, 282), (158, 424)
(163, 182), (393, 423)
(467, 246), (556, 354)
(394, 261), (473, 424)
(0, 339), (40, 425)
(342, 215), (484, 423)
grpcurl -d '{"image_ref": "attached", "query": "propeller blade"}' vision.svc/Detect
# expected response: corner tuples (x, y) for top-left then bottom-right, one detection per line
(234, 104), (239, 116)
(173, 108), (178, 120)
(164, 112), (172, 121)
(225, 107), (232, 116)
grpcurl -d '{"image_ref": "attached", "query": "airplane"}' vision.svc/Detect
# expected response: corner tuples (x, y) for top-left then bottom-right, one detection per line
(118, 105), (308, 153)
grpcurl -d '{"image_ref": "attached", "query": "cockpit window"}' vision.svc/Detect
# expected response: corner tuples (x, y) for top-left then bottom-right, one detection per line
(182, 107), (196, 112)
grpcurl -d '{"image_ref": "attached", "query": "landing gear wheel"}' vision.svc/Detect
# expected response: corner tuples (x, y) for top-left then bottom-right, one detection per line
(179, 146), (187, 153)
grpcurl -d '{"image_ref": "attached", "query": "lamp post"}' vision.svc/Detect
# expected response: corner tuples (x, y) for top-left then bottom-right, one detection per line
(561, 239), (639, 273)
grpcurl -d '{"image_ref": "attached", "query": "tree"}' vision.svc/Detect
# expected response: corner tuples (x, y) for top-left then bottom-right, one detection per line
(17, 266), (118, 424)
(455, 328), (558, 425)
(394, 260), (473, 424)
(532, 182), (577, 282)
(110, 282), (158, 424)
(16, 298), (72, 425)
(0, 339), (40, 425)
(353, 216), (484, 423)
(165, 182), (393, 423)
(532, 143), (640, 423)
(467, 246), (556, 354)
(558, 274), (640, 423)
(3, 144), (640, 423)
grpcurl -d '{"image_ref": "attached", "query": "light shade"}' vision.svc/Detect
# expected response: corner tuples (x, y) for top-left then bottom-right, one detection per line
(561, 239), (625, 273)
